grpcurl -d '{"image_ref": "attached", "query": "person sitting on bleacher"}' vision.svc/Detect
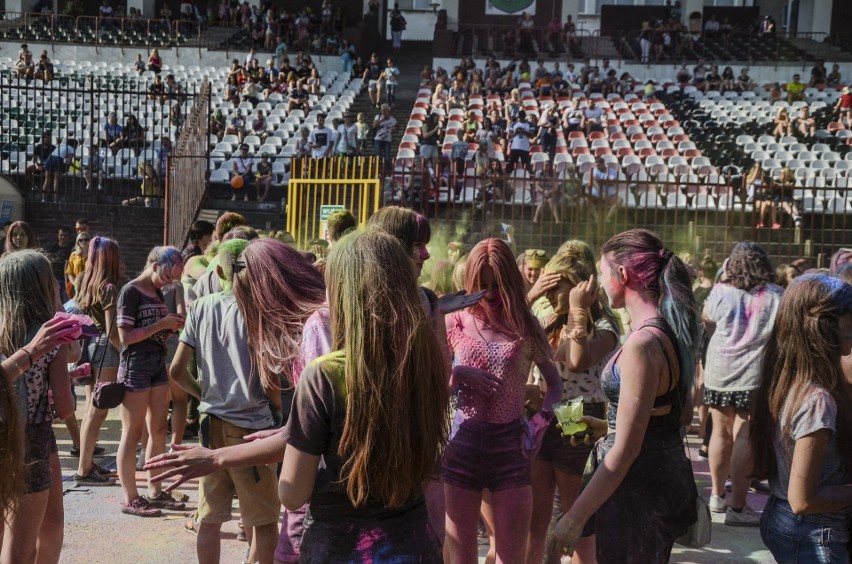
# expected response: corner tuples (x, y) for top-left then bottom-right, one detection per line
(827, 64), (842, 88)
(250, 110), (267, 143)
(147, 48), (162, 74)
(255, 153), (273, 202)
(103, 112), (124, 153)
(586, 67), (604, 96)
(25, 132), (54, 187)
(164, 74), (185, 104)
(226, 113), (245, 142)
(286, 79), (309, 113)
(770, 167), (803, 228)
(15, 51), (34, 79)
(448, 91), (466, 112)
(738, 68), (755, 92)
(123, 115), (146, 152)
(773, 108), (793, 137)
(589, 157), (620, 223)
(552, 72), (571, 98)
(704, 65), (722, 93)
(231, 143), (253, 202)
(43, 139), (91, 201)
(34, 51), (53, 83)
(223, 75), (241, 104)
(795, 106), (816, 138)
(534, 73), (553, 98)
(306, 67), (321, 95)
(582, 99), (604, 135)
(462, 112), (479, 143)
(562, 98), (583, 133)
(148, 74), (165, 102)
(809, 60), (827, 88)
(241, 76), (261, 107)
(786, 74), (805, 103)
(693, 58), (708, 89)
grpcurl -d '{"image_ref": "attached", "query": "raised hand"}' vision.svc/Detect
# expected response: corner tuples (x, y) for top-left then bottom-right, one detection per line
(527, 271), (561, 303)
(436, 289), (486, 315)
(568, 273), (598, 310)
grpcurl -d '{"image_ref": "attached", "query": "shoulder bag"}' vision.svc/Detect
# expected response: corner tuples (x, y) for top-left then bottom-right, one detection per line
(91, 316), (125, 409)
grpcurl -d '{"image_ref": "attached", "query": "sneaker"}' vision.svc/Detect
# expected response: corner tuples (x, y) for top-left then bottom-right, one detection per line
(794, 217), (802, 227)
(121, 496), (162, 517)
(708, 494), (727, 513)
(771, 223), (781, 229)
(94, 463), (118, 478)
(145, 491), (186, 511)
(725, 504), (760, 527)
(755, 222), (764, 229)
(74, 468), (116, 487)
(750, 479), (771, 493)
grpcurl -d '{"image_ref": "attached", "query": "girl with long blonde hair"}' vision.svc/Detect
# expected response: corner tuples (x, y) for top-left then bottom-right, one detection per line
(526, 241), (620, 564)
(0, 250), (76, 563)
(279, 229), (449, 561)
(73, 236), (123, 486)
(443, 237), (562, 564)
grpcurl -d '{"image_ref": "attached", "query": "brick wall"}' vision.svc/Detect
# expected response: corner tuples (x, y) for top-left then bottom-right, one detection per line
(25, 203), (165, 275)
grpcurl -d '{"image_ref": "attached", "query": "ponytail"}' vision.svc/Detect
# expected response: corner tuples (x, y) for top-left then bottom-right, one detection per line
(602, 229), (701, 390)
(658, 254), (701, 391)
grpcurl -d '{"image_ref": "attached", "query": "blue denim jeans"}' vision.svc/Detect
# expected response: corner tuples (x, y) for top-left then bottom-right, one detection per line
(760, 496), (851, 564)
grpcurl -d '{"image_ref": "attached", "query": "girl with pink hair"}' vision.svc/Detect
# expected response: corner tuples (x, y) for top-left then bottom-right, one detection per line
(443, 237), (562, 563)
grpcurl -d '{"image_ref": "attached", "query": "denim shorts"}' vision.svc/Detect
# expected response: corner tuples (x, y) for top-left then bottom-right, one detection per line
(442, 416), (531, 492)
(86, 333), (120, 369)
(119, 348), (168, 391)
(760, 495), (851, 564)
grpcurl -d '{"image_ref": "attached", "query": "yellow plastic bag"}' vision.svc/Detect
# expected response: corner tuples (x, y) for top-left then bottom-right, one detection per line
(554, 397), (588, 437)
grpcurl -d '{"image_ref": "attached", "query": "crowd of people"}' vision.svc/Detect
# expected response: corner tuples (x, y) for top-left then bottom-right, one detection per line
(1, 203), (851, 563)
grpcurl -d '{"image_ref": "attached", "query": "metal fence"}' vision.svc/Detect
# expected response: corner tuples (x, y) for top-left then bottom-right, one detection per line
(444, 26), (852, 67)
(286, 156), (382, 248)
(164, 79), (211, 248)
(0, 72), (198, 205)
(381, 160), (852, 263)
(0, 11), (203, 53)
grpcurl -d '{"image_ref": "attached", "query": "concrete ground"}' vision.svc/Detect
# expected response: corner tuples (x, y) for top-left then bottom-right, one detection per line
(54, 391), (774, 563)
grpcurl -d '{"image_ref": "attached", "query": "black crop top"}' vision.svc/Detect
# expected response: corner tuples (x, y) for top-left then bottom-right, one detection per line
(601, 317), (684, 431)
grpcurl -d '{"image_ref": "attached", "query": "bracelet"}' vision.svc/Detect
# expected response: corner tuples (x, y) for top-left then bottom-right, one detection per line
(20, 347), (33, 370)
(563, 308), (590, 340)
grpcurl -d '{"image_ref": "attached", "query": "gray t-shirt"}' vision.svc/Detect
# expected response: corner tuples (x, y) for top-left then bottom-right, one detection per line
(769, 386), (851, 515)
(703, 283), (783, 392)
(180, 291), (273, 429)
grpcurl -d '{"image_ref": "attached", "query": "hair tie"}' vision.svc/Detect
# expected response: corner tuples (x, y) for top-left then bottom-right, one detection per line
(659, 248), (673, 262)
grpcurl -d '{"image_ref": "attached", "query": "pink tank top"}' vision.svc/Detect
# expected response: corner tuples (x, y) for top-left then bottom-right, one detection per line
(447, 312), (547, 424)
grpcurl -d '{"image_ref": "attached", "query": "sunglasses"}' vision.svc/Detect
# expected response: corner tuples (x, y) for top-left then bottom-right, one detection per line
(525, 249), (547, 258)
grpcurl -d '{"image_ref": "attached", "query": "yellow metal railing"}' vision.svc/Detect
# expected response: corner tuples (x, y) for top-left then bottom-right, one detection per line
(286, 156), (382, 248)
